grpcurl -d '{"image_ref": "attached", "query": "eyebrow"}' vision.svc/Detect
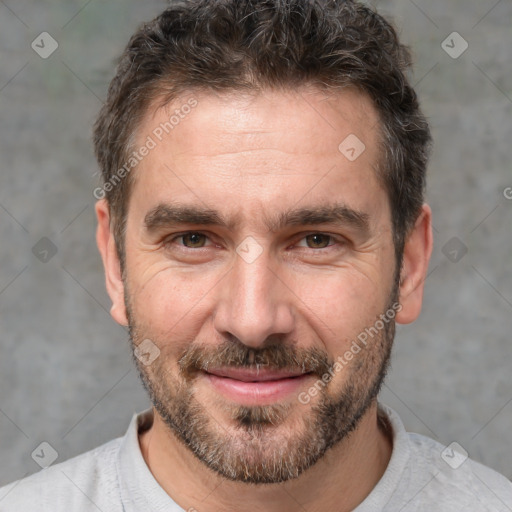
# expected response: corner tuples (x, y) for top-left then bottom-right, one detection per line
(143, 202), (370, 235)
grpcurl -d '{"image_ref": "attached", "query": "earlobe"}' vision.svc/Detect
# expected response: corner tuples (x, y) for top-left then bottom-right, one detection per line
(395, 204), (433, 325)
(95, 199), (129, 326)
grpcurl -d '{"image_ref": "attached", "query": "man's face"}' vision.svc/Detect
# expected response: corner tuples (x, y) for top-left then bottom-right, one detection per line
(119, 87), (399, 483)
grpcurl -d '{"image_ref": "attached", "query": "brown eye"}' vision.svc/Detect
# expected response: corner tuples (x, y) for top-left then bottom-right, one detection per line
(304, 234), (332, 249)
(180, 232), (207, 248)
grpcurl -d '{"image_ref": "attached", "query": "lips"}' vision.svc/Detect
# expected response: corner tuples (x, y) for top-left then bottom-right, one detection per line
(202, 367), (314, 404)
(204, 367), (310, 382)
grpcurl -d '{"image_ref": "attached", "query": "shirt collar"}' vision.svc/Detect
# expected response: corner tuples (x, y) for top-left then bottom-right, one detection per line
(116, 408), (183, 512)
(353, 402), (411, 511)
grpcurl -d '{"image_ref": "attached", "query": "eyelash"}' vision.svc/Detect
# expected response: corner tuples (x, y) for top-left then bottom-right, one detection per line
(164, 231), (344, 252)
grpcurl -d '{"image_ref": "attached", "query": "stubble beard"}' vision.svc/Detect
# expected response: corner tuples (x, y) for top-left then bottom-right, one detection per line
(126, 281), (398, 484)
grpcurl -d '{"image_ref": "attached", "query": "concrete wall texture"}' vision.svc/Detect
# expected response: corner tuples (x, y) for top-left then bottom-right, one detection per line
(0, 0), (511, 487)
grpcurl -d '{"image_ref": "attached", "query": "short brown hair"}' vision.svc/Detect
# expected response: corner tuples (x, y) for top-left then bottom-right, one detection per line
(93, 0), (432, 275)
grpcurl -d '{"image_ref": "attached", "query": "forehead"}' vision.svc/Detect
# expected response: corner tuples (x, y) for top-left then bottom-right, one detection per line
(128, 86), (387, 229)
(140, 85), (380, 158)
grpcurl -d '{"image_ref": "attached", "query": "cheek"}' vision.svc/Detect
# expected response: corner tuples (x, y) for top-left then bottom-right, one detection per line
(128, 266), (220, 334)
(127, 249), (393, 351)
(291, 268), (386, 341)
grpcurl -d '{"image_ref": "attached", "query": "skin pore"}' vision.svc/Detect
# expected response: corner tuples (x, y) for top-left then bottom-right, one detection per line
(95, 85), (433, 512)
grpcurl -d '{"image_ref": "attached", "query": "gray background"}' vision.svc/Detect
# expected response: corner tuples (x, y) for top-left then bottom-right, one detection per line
(0, 0), (511, 490)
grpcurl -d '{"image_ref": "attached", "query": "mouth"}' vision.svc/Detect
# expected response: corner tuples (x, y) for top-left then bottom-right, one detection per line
(201, 367), (314, 404)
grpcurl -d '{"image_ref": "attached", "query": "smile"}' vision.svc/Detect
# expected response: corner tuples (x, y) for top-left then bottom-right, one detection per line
(202, 367), (314, 405)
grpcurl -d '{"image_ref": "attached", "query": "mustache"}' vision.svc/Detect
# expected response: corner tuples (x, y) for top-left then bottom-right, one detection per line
(178, 340), (334, 380)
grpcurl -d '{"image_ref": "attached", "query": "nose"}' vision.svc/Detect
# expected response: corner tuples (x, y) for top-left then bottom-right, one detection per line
(212, 245), (295, 348)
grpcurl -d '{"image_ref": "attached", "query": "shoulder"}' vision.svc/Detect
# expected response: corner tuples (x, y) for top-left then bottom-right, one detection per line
(372, 403), (512, 512)
(407, 432), (512, 511)
(0, 436), (124, 512)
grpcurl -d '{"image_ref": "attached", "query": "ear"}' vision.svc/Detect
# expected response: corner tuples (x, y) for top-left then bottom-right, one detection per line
(95, 199), (129, 326)
(395, 203), (433, 324)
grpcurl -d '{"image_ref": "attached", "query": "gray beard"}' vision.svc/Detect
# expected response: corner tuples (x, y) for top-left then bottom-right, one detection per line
(127, 304), (395, 485)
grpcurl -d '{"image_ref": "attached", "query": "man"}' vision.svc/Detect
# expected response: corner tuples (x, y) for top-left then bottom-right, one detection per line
(1, 0), (511, 510)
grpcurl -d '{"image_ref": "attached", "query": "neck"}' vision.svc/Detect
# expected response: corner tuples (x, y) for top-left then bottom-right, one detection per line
(138, 401), (393, 512)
